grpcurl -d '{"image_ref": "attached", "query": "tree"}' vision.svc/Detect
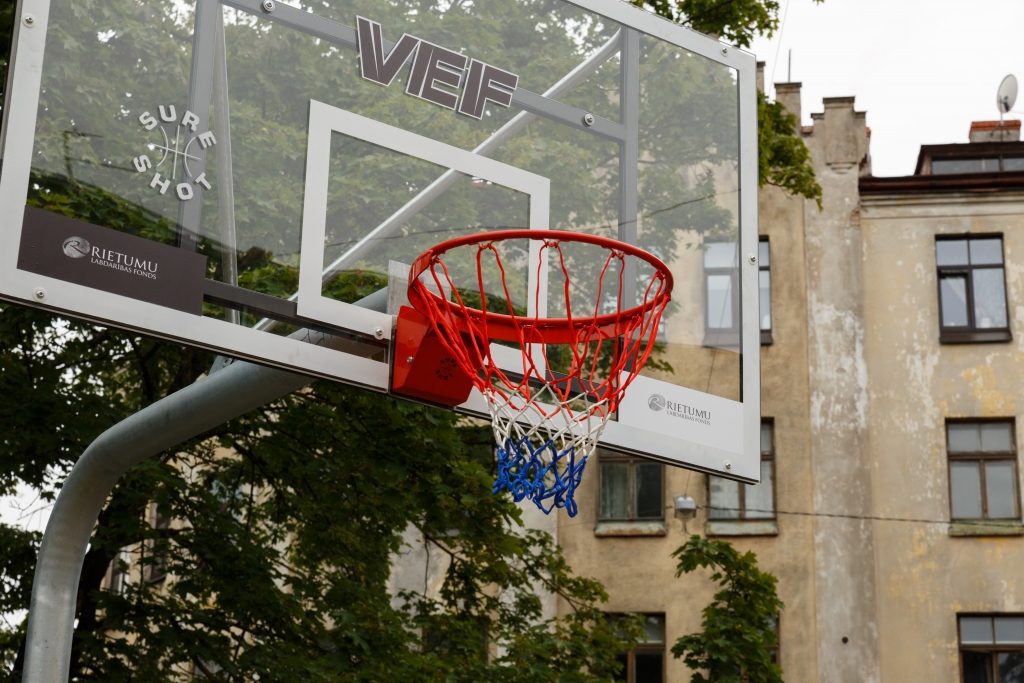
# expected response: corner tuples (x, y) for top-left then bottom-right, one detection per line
(670, 536), (785, 683)
(0, 0), (812, 677)
(631, 0), (824, 207)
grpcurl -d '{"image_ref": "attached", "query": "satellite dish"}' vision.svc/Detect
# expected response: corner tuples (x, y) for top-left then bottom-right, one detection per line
(998, 74), (1017, 114)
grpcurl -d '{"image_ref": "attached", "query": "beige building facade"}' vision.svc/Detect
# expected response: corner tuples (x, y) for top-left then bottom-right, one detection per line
(559, 69), (1024, 683)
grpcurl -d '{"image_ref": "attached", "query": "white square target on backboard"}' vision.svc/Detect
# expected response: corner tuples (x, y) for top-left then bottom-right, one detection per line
(0, 0), (760, 482)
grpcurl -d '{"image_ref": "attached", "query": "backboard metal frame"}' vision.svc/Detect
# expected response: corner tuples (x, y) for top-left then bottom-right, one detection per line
(0, 0), (760, 482)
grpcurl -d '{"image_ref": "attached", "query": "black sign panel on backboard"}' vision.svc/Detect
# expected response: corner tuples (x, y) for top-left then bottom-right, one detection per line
(17, 207), (207, 315)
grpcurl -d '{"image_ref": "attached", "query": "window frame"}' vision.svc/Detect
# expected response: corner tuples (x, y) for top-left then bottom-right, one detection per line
(147, 503), (171, 584)
(702, 241), (741, 348)
(759, 237), (772, 346)
(931, 155), (1024, 174)
(946, 419), (1020, 522)
(611, 613), (666, 683)
(935, 234), (1011, 344)
(598, 453), (665, 522)
(708, 420), (776, 521)
(958, 614), (1024, 683)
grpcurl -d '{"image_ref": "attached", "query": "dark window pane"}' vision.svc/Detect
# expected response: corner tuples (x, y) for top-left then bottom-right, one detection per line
(962, 616), (995, 644)
(937, 240), (969, 266)
(999, 651), (1024, 683)
(933, 158), (983, 174)
(709, 477), (740, 519)
(995, 617), (1024, 644)
(745, 461), (774, 519)
(706, 274), (734, 329)
(1006, 157), (1024, 171)
(600, 463), (629, 519)
(758, 240), (770, 267)
(635, 463), (663, 519)
(634, 653), (664, 683)
(761, 423), (773, 454)
(759, 270), (772, 331)
(950, 424), (982, 453)
(940, 275), (970, 327)
(951, 462), (984, 519)
(971, 239), (1004, 265)
(962, 650), (991, 683)
(972, 269), (1008, 329)
(613, 652), (629, 682)
(982, 423), (1015, 452)
(985, 462), (1017, 519)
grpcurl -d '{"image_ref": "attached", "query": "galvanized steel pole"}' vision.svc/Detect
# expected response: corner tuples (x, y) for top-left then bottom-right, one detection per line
(21, 288), (387, 683)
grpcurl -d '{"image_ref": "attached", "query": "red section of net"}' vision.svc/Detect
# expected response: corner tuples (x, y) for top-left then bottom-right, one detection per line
(407, 230), (672, 418)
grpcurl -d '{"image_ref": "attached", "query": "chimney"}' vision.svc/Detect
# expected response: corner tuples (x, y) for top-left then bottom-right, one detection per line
(775, 82), (802, 122)
(969, 120), (1021, 143)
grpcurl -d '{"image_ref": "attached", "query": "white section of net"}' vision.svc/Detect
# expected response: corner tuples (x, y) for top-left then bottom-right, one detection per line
(485, 387), (611, 517)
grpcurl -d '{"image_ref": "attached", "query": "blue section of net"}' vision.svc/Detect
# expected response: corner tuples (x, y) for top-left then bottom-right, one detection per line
(491, 434), (588, 517)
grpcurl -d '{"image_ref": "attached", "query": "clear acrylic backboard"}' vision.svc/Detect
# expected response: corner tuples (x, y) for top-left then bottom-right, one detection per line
(0, 0), (760, 482)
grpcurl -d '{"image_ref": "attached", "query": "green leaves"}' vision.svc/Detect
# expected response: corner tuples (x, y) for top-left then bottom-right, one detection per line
(630, 0), (824, 208)
(631, 0), (779, 49)
(758, 93), (823, 208)
(670, 536), (785, 683)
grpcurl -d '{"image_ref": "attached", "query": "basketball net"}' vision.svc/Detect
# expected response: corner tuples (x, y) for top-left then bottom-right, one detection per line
(407, 231), (672, 517)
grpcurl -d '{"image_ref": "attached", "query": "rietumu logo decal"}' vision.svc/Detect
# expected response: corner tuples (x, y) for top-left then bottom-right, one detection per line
(356, 16), (519, 119)
(132, 105), (217, 202)
(647, 393), (712, 426)
(62, 236), (90, 259)
(18, 207), (207, 315)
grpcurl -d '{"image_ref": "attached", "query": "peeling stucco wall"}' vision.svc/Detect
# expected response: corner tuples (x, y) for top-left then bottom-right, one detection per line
(861, 191), (1024, 683)
(803, 96), (882, 683)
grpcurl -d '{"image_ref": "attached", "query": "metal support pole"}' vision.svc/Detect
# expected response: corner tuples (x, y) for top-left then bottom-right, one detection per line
(213, 9), (240, 325)
(617, 27), (640, 307)
(21, 289), (388, 683)
(175, 0), (220, 251)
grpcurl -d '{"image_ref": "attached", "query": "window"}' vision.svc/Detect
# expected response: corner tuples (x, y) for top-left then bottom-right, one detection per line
(931, 157), (1024, 174)
(613, 614), (665, 683)
(936, 236), (1010, 343)
(766, 615), (780, 665)
(709, 422), (775, 520)
(107, 548), (131, 595)
(959, 615), (1024, 683)
(704, 241), (739, 347)
(600, 453), (663, 521)
(933, 158), (1001, 174)
(759, 238), (772, 345)
(948, 421), (1019, 521)
(147, 504), (171, 583)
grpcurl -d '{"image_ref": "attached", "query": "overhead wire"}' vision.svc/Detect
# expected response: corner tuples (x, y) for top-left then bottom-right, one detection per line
(768, 0), (791, 94)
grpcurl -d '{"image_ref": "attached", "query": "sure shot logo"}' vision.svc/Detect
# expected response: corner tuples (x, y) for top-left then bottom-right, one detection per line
(647, 393), (711, 426)
(62, 236), (159, 280)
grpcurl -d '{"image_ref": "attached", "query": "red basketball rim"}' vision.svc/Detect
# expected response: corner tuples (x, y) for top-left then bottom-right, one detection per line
(406, 229), (674, 344)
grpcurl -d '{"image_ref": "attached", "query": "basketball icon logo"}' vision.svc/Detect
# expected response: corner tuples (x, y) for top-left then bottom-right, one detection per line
(436, 357), (458, 381)
(62, 236), (91, 259)
(648, 394), (666, 412)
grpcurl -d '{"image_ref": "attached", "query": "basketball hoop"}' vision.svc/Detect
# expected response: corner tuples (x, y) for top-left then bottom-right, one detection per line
(397, 230), (673, 517)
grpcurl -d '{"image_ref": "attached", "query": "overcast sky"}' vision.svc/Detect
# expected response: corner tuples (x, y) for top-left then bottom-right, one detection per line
(747, 0), (1024, 177)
